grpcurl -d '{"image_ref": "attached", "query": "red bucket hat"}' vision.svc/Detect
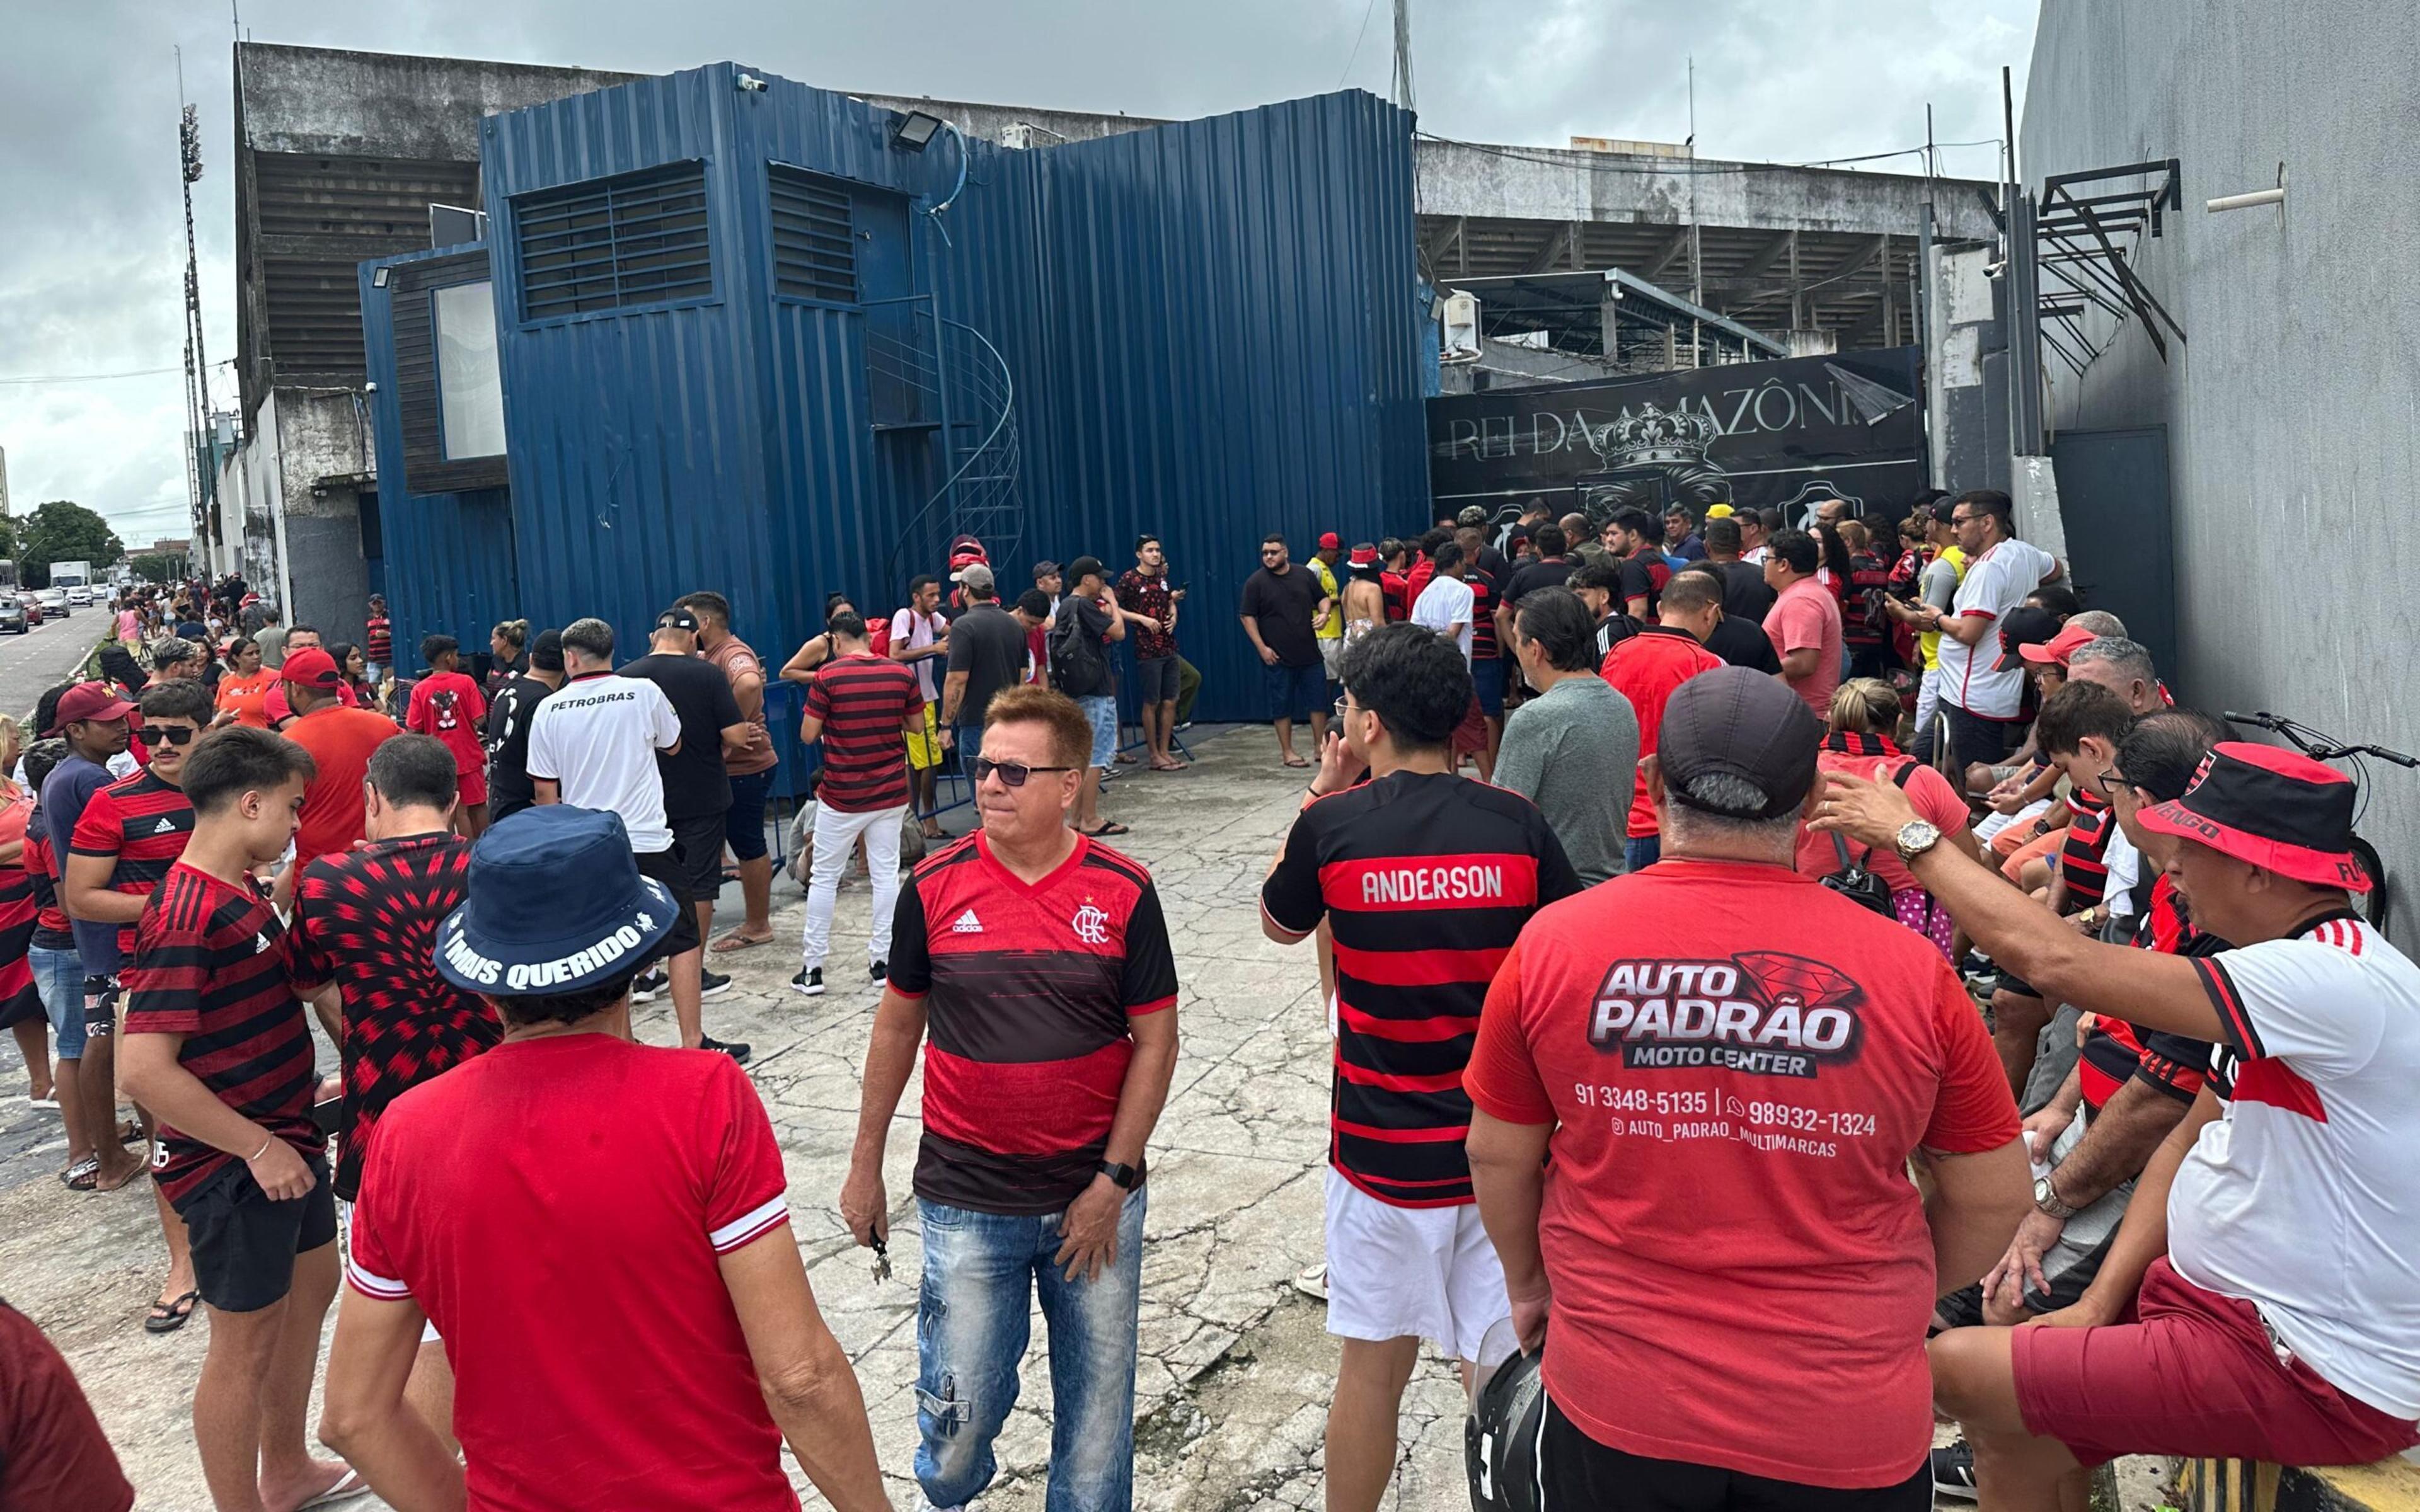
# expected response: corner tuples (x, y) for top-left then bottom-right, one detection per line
(2135, 742), (2371, 891)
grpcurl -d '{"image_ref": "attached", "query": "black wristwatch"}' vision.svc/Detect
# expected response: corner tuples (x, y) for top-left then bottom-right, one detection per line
(1097, 1160), (1140, 1191)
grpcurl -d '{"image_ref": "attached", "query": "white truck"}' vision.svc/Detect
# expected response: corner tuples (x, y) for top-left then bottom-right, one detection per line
(48, 560), (91, 592)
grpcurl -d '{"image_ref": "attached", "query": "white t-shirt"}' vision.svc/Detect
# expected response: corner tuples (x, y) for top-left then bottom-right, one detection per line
(1411, 575), (1476, 663)
(890, 609), (945, 703)
(2172, 917), (2420, 1418)
(2101, 823), (2141, 921)
(1937, 538), (2057, 719)
(524, 672), (683, 853)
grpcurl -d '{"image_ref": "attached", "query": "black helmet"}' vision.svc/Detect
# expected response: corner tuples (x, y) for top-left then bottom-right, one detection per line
(1465, 1319), (1545, 1512)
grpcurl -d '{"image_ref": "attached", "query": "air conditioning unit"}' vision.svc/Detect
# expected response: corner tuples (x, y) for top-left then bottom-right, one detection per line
(1439, 290), (1482, 365)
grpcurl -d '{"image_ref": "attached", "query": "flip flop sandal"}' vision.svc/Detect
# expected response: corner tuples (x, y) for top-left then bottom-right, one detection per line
(294, 1469), (374, 1509)
(144, 1290), (200, 1334)
(710, 932), (774, 954)
(116, 1120), (142, 1146)
(1080, 821), (1131, 837)
(61, 1157), (99, 1191)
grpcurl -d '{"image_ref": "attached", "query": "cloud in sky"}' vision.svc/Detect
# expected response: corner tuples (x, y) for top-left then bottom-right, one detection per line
(0, 0), (2032, 548)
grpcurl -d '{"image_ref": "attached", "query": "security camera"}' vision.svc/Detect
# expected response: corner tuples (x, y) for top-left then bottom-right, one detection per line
(735, 73), (768, 93)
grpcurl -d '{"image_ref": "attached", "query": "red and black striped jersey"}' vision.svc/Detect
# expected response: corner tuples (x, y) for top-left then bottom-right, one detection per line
(122, 863), (317, 1204)
(1262, 770), (1583, 1206)
(889, 831), (1178, 1215)
(69, 769), (194, 958)
(805, 653), (922, 813)
(289, 832), (499, 1203)
(2055, 788), (2116, 910)
(21, 820), (71, 949)
(2079, 876), (2222, 1110)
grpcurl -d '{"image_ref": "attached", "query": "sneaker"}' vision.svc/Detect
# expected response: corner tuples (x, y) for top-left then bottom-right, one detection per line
(792, 966), (826, 997)
(1292, 1263), (1328, 1301)
(699, 969), (735, 1000)
(870, 961), (888, 986)
(1175, 719), (1192, 731)
(699, 1034), (752, 1067)
(631, 968), (669, 1003)
(1930, 1441), (1978, 1501)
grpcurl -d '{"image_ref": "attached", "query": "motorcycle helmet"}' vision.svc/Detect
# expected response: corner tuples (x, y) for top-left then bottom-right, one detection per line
(1465, 1317), (1545, 1512)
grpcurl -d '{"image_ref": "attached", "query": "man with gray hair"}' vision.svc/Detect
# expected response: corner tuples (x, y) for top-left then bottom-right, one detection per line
(1465, 665), (2027, 1501)
(2066, 635), (2163, 714)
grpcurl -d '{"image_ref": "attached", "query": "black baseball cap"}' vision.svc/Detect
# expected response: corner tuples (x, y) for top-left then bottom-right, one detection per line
(1656, 667), (1823, 820)
(1067, 556), (1105, 585)
(655, 607), (700, 633)
(531, 629), (565, 673)
(1995, 604), (2061, 670)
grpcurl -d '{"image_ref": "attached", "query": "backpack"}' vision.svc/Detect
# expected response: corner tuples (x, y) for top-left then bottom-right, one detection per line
(1817, 760), (1921, 917)
(1049, 601), (1109, 696)
(867, 612), (896, 659)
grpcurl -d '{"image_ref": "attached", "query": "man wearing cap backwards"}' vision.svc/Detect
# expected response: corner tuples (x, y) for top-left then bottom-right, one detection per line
(114, 728), (366, 1511)
(1260, 625), (1581, 1512)
(321, 805), (889, 1512)
(1466, 665), (2026, 1506)
(1822, 740), (2420, 1507)
(277, 645), (401, 878)
(843, 684), (1179, 1512)
(1308, 531), (1348, 687)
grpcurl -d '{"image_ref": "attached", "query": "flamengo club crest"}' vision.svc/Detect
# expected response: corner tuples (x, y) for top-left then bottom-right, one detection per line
(1071, 902), (1111, 945)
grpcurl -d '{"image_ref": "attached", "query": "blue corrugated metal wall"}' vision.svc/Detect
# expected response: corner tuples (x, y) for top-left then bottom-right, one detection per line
(358, 245), (522, 671)
(385, 62), (1426, 722)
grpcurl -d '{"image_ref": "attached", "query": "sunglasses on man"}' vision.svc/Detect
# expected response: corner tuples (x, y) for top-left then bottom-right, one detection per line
(972, 757), (1075, 788)
(148, 723), (201, 747)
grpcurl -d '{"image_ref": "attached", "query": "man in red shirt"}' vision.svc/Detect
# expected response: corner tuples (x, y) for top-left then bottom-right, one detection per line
(1764, 527), (1846, 716)
(277, 647), (401, 877)
(0, 1300), (134, 1512)
(320, 804), (887, 1512)
(362, 594), (392, 684)
(117, 728), (366, 1512)
(404, 633), (490, 838)
(792, 610), (924, 998)
(841, 684), (1179, 1512)
(1465, 667), (2027, 1506)
(1601, 571), (1725, 873)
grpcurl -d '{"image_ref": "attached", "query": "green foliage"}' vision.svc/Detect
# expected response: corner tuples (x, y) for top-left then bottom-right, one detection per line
(17, 501), (124, 588)
(127, 552), (184, 583)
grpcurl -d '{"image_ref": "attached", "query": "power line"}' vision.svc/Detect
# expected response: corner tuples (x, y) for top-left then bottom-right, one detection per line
(0, 365), (187, 386)
(1336, 0), (1380, 89)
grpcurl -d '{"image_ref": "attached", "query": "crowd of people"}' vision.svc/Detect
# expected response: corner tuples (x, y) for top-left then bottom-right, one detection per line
(4, 490), (2416, 1512)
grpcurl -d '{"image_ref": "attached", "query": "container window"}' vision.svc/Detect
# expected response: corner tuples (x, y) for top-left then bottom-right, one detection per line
(516, 163), (712, 319)
(433, 280), (506, 459)
(768, 167), (858, 304)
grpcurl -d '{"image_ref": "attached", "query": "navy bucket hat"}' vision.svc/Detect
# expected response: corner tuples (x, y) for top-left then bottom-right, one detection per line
(437, 806), (680, 995)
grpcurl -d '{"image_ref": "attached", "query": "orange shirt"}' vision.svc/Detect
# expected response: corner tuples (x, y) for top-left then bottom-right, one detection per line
(216, 669), (279, 728)
(283, 706), (401, 866)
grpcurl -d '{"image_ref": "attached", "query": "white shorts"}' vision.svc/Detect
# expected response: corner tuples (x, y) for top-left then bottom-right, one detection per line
(1323, 1167), (1507, 1361)
(340, 1198), (440, 1344)
(1973, 797), (2053, 845)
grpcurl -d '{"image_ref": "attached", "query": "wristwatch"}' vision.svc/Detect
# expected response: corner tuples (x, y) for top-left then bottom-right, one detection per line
(2034, 1174), (2080, 1220)
(1893, 820), (1942, 864)
(1097, 1160), (1141, 1191)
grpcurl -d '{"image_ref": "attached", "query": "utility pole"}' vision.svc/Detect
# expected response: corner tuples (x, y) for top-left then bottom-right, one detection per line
(177, 49), (214, 549)
(1391, 0), (1415, 113)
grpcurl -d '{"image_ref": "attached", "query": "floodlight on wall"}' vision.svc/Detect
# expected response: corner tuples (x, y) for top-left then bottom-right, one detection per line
(2208, 163), (2286, 213)
(892, 110), (945, 152)
(371, 266), (391, 289)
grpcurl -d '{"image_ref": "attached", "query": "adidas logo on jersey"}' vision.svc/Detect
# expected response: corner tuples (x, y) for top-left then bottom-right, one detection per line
(951, 909), (984, 934)
(254, 932), (274, 954)
(153, 818), (179, 835)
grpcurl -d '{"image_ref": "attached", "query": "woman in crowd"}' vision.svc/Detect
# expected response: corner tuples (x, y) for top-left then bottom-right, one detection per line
(211, 636), (277, 728)
(486, 619), (531, 697)
(1340, 544), (1388, 646)
(779, 593), (858, 685)
(329, 641), (375, 706)
(1793, 677), (1981, 959)
(0, 716), (48, 1113)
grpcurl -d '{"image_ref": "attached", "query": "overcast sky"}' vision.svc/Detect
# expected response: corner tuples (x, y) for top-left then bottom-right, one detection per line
(0, 0), (2033, 548)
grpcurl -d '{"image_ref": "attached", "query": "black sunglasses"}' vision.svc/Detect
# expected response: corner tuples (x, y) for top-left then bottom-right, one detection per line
(972, 757), (1075, 788)
(149, 724), (200, 747)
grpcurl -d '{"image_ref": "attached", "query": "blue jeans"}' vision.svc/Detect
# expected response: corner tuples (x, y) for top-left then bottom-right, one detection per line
(30, 944), (84, 1060)
(915, 1187), (1146, 1512)
(1625, 834), (1661, 873)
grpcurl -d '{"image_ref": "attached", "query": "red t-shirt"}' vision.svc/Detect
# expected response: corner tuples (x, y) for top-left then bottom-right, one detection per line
(0, 1302), (134, 1512)
(1765, 575), (1845, 718)
(404, 670), (488, 777)
(1600, 626), (1723, 837)
(347, 1035), (798, 1511)
(264, 675), (362, 726)
(1791, 737), (1969, 895)
(282, 705), (401, 868)
(1465, 859), (2019, 1487)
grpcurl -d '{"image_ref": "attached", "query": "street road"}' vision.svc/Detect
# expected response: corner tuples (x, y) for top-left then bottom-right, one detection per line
(0, 608), (106, 723)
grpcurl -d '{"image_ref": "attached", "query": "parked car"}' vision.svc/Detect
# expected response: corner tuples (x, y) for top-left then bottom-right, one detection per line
(0, 597), (23, 634)
(17, 593), (41, 627)
(36, 589), (69, 618)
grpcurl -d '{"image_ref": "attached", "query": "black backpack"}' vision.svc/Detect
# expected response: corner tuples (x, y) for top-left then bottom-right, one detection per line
(1818, 761), (1920, 918)
(1049, 602), (1109, 696)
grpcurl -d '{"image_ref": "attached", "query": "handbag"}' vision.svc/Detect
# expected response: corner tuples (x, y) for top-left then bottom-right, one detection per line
(1819, 830), (1899, 917)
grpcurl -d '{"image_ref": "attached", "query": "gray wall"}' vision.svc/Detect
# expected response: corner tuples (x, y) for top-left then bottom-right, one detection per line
(2022, 1), (2420, 932)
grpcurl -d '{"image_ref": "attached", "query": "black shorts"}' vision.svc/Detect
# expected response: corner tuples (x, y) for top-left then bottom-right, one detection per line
(173, 1148), (338, 1314)
(1541, 1399), (1930, 1511)
(725, 769), (774, 862)
(82, 975), (118, 1039)
(667, 811), (729, 901)
(633, 844), (705, 960)
(1133, 655), (1180, 705)
(1944, 704), (2026, 772)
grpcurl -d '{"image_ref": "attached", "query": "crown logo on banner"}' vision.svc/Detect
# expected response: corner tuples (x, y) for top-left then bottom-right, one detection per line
(1587, 403), (1718, 467)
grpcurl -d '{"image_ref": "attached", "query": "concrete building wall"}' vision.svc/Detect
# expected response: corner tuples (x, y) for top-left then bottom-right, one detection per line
(2021, 0), (2420, 929)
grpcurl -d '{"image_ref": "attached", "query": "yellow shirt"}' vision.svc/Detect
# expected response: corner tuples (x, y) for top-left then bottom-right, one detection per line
(1310, 558), (1344, 640)
(1918, 545), (1969, 672)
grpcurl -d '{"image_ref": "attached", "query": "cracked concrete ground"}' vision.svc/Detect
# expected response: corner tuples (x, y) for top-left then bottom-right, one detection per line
(0, 721), (2175, 1510)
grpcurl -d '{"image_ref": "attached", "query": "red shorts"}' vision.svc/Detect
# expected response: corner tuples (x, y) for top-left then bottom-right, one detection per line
(2012, 1257), (2419, 1468)
(456, 766), (488, 808)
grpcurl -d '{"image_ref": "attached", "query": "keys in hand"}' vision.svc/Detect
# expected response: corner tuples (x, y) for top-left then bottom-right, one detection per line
(870, 1235), (893, 1285)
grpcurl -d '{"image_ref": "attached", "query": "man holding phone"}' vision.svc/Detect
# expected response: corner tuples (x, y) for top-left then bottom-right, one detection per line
(1116, 536), (1185, 770)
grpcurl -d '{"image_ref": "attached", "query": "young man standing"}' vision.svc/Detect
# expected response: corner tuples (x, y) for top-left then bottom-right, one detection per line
(679, 592), (781, 954)
(117, 728), (366, 1512)
(1763, 527), (1846, 718)
(320, 805), (887, 1512)
(1115, 539), (1185, 771)
(1702, 515), (1776, 622)
(843, 685), (1178, 1512)
(1308, 532), (1347, 688)
(1497, 587), (1637, 886)
(277, 648), (401, 875)
(793, 610), (924, 998)
(362, 595), (391, 685)
(1260, 624), (1582, 1512)
(942, 564), (1036, 776)
(69, 680), (213, 1333)
(1239, 534), (1331, 768)
(480, 628), (563, 826)
(890, 575), (952, 840)
(1601, 576), (1726, 873)
(43, 684), (144, 1198)
(1409, 540), (1475, 663)
(1052, 556), (1129, 838)
(403, 634), (490, 838)
(1608, 508), (1671, 619)
(1914, 490), (2062, 772)
(527, 618), (748, 1064)
(289, 734), (494, 1451)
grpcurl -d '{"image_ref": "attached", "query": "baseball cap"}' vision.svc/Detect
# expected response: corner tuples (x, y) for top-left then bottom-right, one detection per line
(437, 806), (683, 995)
(1067, 555), (1106, 585)
(279, 647), (344, 690)
(960, 562), (996, 595)
(1655, 667), (1823, 820)
(1348, 545), (1380, 568)
(1995, 605), (2062, 670)
(531, 629), (565, 673)
(1929, 496), (1958, 525)
(1032, 559), (1061, 582)
(2021, 623), (2097, 670)
(1703, 503), (1734, 520)
(45, 682), (137, 736)
(2136, 743), (2371, 891)
(1318, 532), (1342, 551)
(655, 607), (701, 633)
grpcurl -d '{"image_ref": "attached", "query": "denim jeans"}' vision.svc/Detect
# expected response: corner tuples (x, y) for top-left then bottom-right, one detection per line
(1624, 833), (1661, 873)
(29, 944), (84, 1060)
(914, 1187), (1146, 1512)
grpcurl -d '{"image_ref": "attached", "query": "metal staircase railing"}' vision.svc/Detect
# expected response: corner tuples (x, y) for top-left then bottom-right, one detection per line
(868, 296), (1024, 596)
